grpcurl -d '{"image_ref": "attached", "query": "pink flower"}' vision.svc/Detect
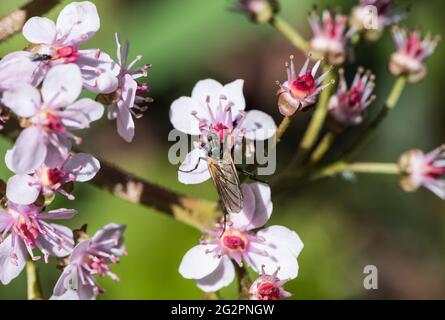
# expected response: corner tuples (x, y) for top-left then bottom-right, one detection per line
(105, 33), (152, 142)
(277, 56), (333, 116)
(389, 27), (440, 83)
(51, 223), (127, 300)
(170, 79), (276, 184)
(0, 202), (76, 284)
(3, 64), (104, 174)
(0, 51), (42, 92)
(178, 183), (303, 292)
(308, 10), (354, 65)
(238, 0), (279, 24)
(328, 67), (376, 127)
(6, 153), (100, 205)
(249, 266), (291, 300)
(22, 1), (119, 93)
(398, 145), (445, 199)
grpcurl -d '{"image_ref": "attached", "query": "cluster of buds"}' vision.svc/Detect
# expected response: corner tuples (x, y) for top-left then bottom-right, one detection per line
(389, 27), (440, 83)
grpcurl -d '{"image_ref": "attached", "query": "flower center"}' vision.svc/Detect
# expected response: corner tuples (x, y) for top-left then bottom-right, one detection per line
(222, 233), (247, 252)
(346, 85), (363, 107)
(38, 110), (65, 133)
(426, 163), (445, 179)
(257, 282), (281, 300)
(41, 167), (65, 186)
(211, 123), (230, 142)
(291, 72), (315, 99)
(54, 45), (80, 64)
(88, 257), (111, 277)
(16, 220), (39, 248)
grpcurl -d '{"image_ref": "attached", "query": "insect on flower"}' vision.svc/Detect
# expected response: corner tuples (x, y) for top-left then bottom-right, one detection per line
(180, 132), (243, 214)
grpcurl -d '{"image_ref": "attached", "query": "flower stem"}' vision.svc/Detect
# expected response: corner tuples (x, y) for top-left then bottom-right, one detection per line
(276, 115), (293, 143)
(26, 259), (43, 300)
(269, 15), (309, 53)
(309, 131), (336, 165)
(292, 65), (334, 166)
(312, 161), (401, 180)
(235, 265), (251, 300)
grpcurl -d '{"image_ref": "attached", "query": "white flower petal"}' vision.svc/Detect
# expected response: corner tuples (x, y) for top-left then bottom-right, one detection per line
(56, 1), (100, 45)
(0, 236), (26, 285)
(23, 17), (56, 44)
(179, 244), (221, 279)
(222, 79), (246, 116)
(178, 149), (210, 184)
(169, 97), (202, 135)
(191, 79), (224, 108)
(63, 153), (100, 182)
(2, 84), (40, 118)
(196, 256), (235, 292)
(6, 174), (40, 205)
(243, 110), (277, 140)
(42, 64), (82, 107)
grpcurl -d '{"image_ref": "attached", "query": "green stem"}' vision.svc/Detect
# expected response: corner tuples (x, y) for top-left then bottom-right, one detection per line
(309, 131), (336, 165)
(235, 265), (251, 300)
(312, 161), (401, 180)
(26, 259), (43, 300)
(276, 116), (293, 143)
(292, 65), (334, 166)
(269, 15), (309, 53)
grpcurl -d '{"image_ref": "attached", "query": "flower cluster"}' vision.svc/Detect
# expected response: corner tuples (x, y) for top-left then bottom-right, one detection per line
(0, 1), (135, 299)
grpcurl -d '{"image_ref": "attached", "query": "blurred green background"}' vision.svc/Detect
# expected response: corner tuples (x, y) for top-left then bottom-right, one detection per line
(1, 0), (445, 299)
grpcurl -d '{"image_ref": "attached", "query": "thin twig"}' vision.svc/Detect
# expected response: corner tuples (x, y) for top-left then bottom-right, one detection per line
(235, 265), (251, 300)
(0, 0), (61, 42)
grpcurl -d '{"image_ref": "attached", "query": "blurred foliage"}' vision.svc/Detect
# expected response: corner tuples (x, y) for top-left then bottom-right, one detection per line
(1, 0), (445, 299)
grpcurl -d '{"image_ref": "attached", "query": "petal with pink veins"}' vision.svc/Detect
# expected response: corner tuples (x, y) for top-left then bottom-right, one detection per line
(42, 64), (82, 108)
(36, 223), (74, 257)
(44, 209), (78, 220)
(56, 1), (100, 45)
(6, 174), (40, 205)
(179, 244), (221, 279)
(63, 153), (100, 182)
(22, 17), (57, 44)
(178, 149), (210, 184)
(196, 256), (235, 292)
(0, 236), (27, 285)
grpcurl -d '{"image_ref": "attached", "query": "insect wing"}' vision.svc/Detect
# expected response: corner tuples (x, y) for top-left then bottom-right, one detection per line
(208, 151), (243, 213)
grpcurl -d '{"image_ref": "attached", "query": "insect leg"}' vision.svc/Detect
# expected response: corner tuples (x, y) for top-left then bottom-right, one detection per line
(219, 206), (228, 238)
(178, 157), (207, 173)
(236, 167), (267, 184)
